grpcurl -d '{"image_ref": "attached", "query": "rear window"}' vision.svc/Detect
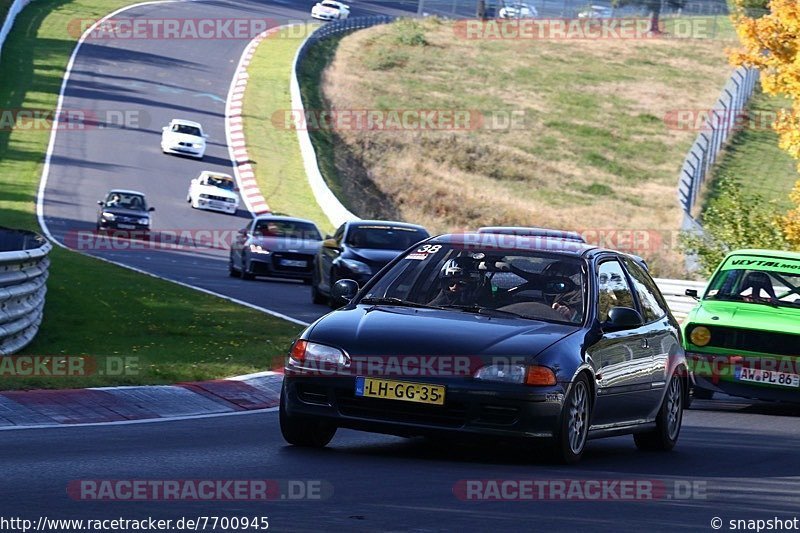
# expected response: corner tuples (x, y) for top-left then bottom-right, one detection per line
(346, 226), (429, 251)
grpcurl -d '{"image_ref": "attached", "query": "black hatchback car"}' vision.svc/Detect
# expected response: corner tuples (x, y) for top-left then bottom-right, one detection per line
(281, 233), (687, 463)
(310, 220), (429, 307)
(96, 189), (154, 232)
(229, 216), (323, 282)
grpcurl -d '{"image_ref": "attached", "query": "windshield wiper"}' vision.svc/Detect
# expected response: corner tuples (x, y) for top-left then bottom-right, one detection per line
(360, 297), (446, 310)
(438, 304), (529, 319)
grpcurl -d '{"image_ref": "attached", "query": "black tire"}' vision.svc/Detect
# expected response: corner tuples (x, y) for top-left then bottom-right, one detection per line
(554, 374), (591, 464)
(634, 373), (683, 452)
(692, 386), (714, 400)
(279, 385), (336, 447)
(228, 256), (241, 278)
(241, 256), (255, 280)
(302, 278), (313, 285)
(311, 270), (327, 304)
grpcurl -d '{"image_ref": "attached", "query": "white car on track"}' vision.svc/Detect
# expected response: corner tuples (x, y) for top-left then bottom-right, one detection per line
(311, 0), (350, 20)
(498, 1), (538, 18)
(187, 171), (240, 214)
(161, 119), (207, 159)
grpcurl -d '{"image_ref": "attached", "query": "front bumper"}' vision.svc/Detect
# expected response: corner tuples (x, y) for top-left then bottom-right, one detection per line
(98, 220), (150, 232)
(688, 352), (800, 402)
(282, 374), (566, 441)
(194, 198), (237, 214)
(163, 143), (204, 158)
(247, 254), (314, 281)
(311, 11), (338, 20)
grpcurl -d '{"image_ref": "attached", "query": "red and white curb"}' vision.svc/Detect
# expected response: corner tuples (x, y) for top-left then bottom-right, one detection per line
(225, 26), (290, 216)
(0, 371), (285, 429)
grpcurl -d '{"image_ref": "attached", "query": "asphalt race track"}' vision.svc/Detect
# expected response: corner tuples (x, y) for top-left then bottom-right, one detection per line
(19, 0), (800, 531)
(40, 0), (414, 325)
(2, 399), (800, 531)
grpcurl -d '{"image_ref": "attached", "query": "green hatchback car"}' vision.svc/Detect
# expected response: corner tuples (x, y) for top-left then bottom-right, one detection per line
(683, 249), (800, 402)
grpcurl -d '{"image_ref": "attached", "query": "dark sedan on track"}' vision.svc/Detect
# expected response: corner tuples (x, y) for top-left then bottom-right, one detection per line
(229, 216), (323, 282)
(96, 189), (154, 232)
(281, 233), (688, 463)
(311, 220), (430, 307)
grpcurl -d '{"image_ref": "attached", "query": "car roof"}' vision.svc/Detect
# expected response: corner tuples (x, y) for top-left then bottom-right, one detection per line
(478, 226), (585, 242)
(170, 119), (202, 128)
(347, 220), (428, 232)
(199, 171), (233, 179)
(107, 189), (145, 196)
(253, 215), (318, 226)
(724, 249), (800, 261)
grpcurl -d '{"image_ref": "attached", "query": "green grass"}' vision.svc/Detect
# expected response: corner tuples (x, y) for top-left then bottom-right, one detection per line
(704, 89), (799, 212)
(0, 0), (302, 389)
(242, 25), (333, 234)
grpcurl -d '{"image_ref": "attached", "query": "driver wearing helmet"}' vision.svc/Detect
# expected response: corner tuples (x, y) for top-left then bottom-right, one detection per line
(429, 257), (487, 307)
(542, 260), (583, 322)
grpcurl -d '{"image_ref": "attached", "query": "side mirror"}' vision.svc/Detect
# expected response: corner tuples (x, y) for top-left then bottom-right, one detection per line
(332, 279), (359, 303)
(97, 200), (104, 206)
(234, 187), (240, 192)
(322, 238), (340, 250)
(685, 289), (699, 300)
(162, 126), (169, 132)
(203, 133), (209, 139)
(603, 307), (643, 332)
(148, 207), (155, 212)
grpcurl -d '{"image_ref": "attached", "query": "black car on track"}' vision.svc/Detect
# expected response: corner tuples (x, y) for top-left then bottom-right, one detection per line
(310, 220), (430, 308)
(281, 232), (688, 463)
(229, 216), (323, 283)
(96, 189), (154, 232)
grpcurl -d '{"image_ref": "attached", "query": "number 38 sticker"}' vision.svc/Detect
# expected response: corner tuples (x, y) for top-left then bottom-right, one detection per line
(406, 244), (442, 260)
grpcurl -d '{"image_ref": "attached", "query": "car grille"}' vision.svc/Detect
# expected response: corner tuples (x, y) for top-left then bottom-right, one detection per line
(271, 252), (313, 273)
(114, 215), (140, 224)
(697, 325), (800, 356)
(178, 141), (194, 147)
(335, 388), (468, 428)
(205, 194), (229, 203)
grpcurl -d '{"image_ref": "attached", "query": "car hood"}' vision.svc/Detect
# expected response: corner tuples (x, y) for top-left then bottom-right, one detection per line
(307, 305), (580, 362)
(164, 132), (204, 144)
(686, 300), (800, 335)
(348, 248), (402, 266)
(195, 184), (238, 200)
(250, 237), (320, 254)
(101, 207), (149, 217)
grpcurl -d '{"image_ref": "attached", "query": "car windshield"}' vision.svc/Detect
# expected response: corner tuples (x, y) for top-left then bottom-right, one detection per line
(253, 220), (321, 240)
(360, 244), (586, 324)
(321, 2), (339, 7)
(173, 124), (201, 136)
(206, 176), (235, 190)
(346, 226), (429, 250)
(705, 265), (800, 309)
(105, 192), (146, 211)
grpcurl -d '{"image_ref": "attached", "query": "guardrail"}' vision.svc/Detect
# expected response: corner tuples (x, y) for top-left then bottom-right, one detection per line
(291, 16), (394, 229)
(654, 277), (705, 322)
(0, 228), (51, 355)
(677, 67), (759, 238)
(0, 0), (33, 62)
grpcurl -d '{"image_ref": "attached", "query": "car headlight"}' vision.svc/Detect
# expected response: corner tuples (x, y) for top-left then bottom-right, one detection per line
(199, 194), (209, 199)
(101, 212), (116, 220)
(689, 325), (711, 347)
(474, 364), (557, 386)
(289, 340), (349, 368)
(137, 217), (150, 225)
(225, 198), (237, 203)
(339, 259), (372, 276)
(249, 244), (270, 254)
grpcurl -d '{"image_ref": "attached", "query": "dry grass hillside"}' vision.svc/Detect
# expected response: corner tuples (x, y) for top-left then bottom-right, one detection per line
(311, 18), (734, 276)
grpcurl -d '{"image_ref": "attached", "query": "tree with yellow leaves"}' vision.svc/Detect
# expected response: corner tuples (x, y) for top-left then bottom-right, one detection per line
(730, 0), (800, 246)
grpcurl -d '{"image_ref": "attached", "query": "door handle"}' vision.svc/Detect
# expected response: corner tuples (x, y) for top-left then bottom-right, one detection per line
(640, 338), (649, 349)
